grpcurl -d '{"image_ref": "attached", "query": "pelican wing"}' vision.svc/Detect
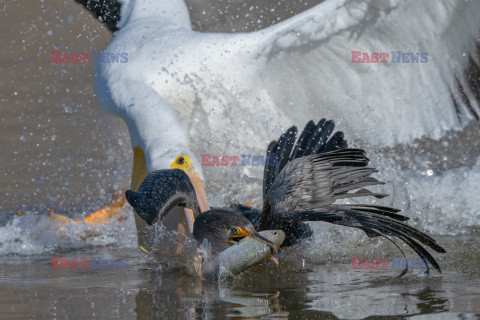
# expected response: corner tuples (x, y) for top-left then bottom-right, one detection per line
(250, 0), (480, 145)
(79, 0), (480, 171)
(261, 148), (445, 273)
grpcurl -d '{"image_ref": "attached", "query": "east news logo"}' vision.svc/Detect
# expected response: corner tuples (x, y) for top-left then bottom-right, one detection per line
(51, 257), (128, 269)
(351, 257), (428, 270)
(201, 154), (279, 167)
(51, 51), (128, 64)
(351, 51), (428, 63)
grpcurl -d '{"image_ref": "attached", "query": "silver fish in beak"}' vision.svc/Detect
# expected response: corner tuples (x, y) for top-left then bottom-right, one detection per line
(201, 230), (285, 277)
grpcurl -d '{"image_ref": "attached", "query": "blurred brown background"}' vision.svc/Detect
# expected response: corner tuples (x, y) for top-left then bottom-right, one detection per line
(0, 0), (324, 216)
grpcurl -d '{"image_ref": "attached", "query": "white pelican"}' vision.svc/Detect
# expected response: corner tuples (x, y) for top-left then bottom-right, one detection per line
(75, 0), (480, 251)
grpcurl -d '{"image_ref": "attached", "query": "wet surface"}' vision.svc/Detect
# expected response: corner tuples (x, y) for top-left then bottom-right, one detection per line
(0, 236), (479, 319)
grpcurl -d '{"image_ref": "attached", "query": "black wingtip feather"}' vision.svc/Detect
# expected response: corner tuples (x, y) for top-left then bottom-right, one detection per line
(321, 131), (347, 153)
(342, 205), (408, 221)
(263, 140), (278, 201)
(274, 126), (298, 178)
(75, 0), (122, 32)
(312, 120), (335, 154)
(290, 120), (316, 160)
(265, 119), (348, 198)
(303, 119), (327, 155)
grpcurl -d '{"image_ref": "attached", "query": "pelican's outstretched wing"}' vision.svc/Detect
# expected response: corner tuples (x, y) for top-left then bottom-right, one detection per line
(249, 0), (480, 145)
(261, 148), (446, 273)
(77, 0), (480, 156)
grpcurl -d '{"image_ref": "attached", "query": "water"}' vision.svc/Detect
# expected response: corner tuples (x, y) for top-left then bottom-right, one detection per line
(1, 1), (480, 319)
(1, 235), (479, 319)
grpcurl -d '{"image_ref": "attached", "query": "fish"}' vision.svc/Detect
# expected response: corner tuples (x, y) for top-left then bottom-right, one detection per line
(200, 230), (285, 277)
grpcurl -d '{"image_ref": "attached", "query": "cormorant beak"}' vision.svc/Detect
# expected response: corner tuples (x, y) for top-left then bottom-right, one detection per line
(228, 228), (278, 253)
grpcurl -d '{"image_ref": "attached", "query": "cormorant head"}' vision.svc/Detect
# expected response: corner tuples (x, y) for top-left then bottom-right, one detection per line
(193, 210), (278, 254)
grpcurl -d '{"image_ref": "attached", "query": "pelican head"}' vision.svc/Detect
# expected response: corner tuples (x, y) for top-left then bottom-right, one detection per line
(170, 155), (210, 212)
(125, 169), (199, 227)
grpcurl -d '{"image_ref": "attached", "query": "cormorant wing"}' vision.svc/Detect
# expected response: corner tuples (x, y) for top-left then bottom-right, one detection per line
(257, 119), (347, 246)
(260, 148), (446, 273)
(263, 119), (348, 202)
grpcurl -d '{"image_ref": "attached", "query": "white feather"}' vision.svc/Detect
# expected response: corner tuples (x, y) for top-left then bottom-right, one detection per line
(95, 0), (480, 172)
